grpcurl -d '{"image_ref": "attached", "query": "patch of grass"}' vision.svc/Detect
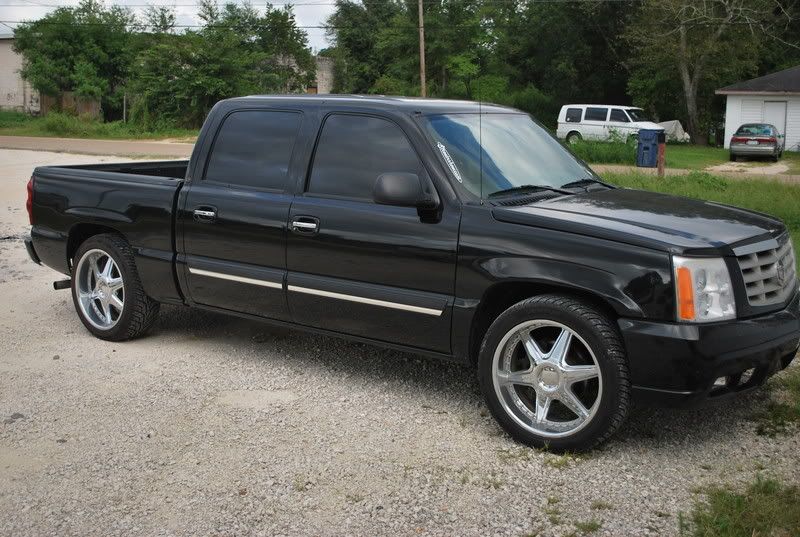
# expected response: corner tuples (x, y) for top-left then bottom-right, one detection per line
(573, 519), (602, 534)
(665, 144), (729, 170)
(601, 171), (800, 265)
(543, 453), (581, 469)
(684, 476), (800, 537)
(544, 505), (562, 525)
(590, 500), (613, 510)
(755, 365), (800, 437)
(0, 110), (197, 140)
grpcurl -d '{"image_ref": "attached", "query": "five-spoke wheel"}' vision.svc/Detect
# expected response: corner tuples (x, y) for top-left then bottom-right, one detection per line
(493, 320), (602, 438)
(71, 234), (160, 341)
(75, 249), (125, 329)
(479, 295), (630, 451)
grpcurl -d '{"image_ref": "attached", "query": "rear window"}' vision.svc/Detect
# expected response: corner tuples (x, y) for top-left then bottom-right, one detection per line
(736, 124), (773, 136)
(584, 107), (608, 121)
(205, 110), (302, 190)
(565, 108), (582, 123)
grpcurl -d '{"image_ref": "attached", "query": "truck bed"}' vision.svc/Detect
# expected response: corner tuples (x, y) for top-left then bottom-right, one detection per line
(44, 160), (189, 180)
(29, 160), (187, 304)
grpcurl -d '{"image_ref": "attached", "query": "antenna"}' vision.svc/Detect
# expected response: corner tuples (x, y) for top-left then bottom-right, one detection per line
(478, 77), (483, 203)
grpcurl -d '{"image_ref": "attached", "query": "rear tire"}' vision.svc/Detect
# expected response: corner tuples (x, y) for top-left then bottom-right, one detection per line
(477, 295), (630, 452)
(71, 234), (160, 341)
(729, 153), (737, 162)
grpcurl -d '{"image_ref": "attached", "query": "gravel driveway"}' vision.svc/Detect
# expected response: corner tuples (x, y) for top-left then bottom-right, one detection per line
(1, 149), (798, 536)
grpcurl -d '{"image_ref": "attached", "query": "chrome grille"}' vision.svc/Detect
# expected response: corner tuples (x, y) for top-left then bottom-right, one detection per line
(736, 234), (796, 307)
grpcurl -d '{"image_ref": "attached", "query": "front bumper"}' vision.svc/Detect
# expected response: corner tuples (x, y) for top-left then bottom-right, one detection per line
(619, 289), (799, 406)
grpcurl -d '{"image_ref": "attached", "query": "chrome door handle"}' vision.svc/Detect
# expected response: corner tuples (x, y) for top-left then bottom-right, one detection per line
(193, 207), (217, 222)
(291, 217), (319, 233)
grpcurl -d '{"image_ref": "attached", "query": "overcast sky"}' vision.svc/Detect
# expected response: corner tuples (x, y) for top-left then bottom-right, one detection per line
(0, 0), (335, 51)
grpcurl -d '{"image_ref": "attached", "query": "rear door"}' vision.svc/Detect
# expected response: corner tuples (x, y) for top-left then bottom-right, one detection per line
(178, 108), (304, 320)
(285, 112), (459, 352)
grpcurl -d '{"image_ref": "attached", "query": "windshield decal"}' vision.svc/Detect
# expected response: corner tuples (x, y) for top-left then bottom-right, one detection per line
(436, 142), (463, 183)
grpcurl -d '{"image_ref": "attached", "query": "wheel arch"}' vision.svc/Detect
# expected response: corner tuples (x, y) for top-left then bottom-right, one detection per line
(67, 223), (124, 268)
(467, 281), (621, 365)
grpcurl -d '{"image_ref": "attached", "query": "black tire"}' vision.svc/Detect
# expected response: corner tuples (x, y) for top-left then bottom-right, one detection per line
(729, 153), (737, 162)
(566, 132), (582, 145)
(71, 234), (160, 341)
(477, 295), (630, 452)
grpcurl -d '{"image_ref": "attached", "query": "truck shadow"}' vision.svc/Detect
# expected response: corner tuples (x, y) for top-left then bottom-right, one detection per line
(151, 304), (787, 453)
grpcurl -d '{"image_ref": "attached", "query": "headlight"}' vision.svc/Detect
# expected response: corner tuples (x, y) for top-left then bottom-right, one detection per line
(673, 256), (736, 322)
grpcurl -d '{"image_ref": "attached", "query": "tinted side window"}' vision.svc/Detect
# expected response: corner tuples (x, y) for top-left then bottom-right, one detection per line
(308, 114), (422, 201)
(610, 109), (629, 122)
(205, 110), (302, 190)
(585, 107), (608, 121)
(565, 108), (582, 123)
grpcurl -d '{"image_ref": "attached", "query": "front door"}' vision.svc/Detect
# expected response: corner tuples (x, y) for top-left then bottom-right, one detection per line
(179, 108), (304, 320)
(286, 112), (459, 353)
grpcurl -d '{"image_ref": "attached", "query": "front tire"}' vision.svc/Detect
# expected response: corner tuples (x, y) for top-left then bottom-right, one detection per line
(71, 234), (160, 341)
(566, 132), (582, 145)
(478, 295), (630, 452)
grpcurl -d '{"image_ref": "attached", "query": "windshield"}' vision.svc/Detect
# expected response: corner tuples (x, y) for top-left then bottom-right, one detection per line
(423, 113), (594, 198)
(626, 109), (650, 122)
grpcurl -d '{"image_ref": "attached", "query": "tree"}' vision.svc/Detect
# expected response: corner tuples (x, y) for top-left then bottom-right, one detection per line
(13, 0), (135, 119)
(626, 0), (797, 144)
(129, 1), (314, 127)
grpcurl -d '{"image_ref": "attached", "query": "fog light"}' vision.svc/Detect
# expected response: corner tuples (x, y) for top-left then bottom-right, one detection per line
(740, 368), (755, 384)
(713, 376), (728, 387)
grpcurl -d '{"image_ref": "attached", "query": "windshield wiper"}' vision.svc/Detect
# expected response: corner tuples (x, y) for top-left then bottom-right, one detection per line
(560, 178), (609, 189)
(488, 184), (572, 199)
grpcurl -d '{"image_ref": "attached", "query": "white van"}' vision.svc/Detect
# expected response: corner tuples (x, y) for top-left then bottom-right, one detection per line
(556, 104), (663, 144)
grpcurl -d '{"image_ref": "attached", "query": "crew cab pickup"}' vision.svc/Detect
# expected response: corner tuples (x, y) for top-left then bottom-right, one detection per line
(25, 95), (799, 451)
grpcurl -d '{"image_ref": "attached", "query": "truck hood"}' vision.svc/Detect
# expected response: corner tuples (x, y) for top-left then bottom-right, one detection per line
(492, 188), (784, 255)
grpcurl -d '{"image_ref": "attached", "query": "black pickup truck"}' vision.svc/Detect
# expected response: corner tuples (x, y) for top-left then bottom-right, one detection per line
(25, 95), (799, 451)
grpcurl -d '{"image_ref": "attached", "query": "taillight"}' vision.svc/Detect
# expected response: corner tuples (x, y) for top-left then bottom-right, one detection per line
(731, 136), (747, 143)
(26, 176), (34, 225)
(765, 137), (777, 144)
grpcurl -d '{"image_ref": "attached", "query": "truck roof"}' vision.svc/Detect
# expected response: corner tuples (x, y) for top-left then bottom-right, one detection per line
(232, 94), (517, 114)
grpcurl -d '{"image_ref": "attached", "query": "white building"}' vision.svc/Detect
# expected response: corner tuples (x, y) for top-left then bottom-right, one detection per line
(0, 35), (40, 113)
(717, 65), (800, 152)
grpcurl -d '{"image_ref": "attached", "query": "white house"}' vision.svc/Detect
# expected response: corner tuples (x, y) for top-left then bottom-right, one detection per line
(716, 65), (800, 152)
(0, 35), (40, 113)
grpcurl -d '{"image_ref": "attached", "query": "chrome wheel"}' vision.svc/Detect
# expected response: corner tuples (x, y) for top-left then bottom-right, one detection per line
(491, 320), (602, 438)
(75, 248), (125, 330)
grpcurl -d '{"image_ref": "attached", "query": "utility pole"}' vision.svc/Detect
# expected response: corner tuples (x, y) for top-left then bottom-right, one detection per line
(418, 0), (426, 97)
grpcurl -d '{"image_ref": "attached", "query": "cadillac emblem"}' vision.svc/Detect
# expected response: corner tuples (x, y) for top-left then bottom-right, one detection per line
(776, 257), (787, 287)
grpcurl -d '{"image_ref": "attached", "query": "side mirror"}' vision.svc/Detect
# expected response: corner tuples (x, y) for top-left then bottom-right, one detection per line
(373, 172), (439, 209)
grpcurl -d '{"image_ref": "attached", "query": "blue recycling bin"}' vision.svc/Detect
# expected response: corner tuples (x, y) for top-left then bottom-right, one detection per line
(636, 129), (664, 168)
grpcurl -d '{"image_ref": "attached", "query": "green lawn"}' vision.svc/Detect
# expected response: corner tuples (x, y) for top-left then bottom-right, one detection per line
(683, 476), (800, 537)
(601, 171), (800, 264)
(573, 139), (800, 172)
(665, 145), (729, 169)
(0, 110), (197, 141)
